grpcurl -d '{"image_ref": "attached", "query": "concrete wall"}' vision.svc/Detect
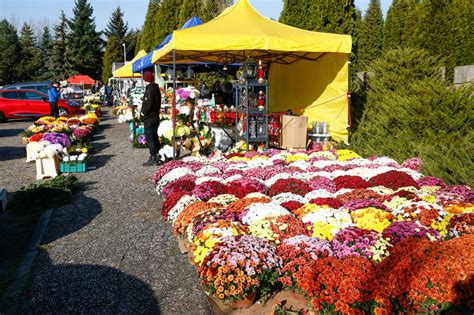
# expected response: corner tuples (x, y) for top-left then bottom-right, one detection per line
(454, 65), (474, 87)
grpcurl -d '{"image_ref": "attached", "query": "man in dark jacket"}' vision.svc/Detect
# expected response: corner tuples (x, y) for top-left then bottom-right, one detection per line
(141, 71), (162, 166)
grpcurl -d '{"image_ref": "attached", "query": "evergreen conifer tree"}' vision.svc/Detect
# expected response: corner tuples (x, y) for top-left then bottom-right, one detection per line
(104, 6), (128, 42)
(18, 23), (41, 81)
(36, 26), (53, 80)
(68, 0), (102, 78)
(383, 0), (419, 49)
(0, 19), (21, 84)
(139, 0), (161, 51)
(415, 0), (474, 78)
(124, 29), (141, 60)
(102, 35), (122, 83)
(352, 48), (473, 186)
(154, 0), (183, 46)
(49, 11), (75, 81)
(200, 0), (227, 22)
(179, 0), (201, 26)
(358, 0), (384, 69)
(279, 0), (312, 30)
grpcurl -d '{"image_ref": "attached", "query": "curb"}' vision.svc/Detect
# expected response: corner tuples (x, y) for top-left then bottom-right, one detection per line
(1, 208), (53, 308)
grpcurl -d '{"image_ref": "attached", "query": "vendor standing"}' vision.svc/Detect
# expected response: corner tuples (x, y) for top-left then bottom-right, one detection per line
(141, 71), (162, 166)
(48, 82), (61, 118)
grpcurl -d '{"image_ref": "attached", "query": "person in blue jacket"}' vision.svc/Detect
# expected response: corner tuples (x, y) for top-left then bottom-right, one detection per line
(48, 82), (62, 118)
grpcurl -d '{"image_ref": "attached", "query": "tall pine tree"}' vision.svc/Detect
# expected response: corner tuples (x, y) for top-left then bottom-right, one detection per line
(383, 0), (419, 49)
(49, 11), (75, 81)
(200, 0), (227, 22)
(179, 0), (201, 26)
(139, 0), (161, 52)
(0, 19), (21, 84)
(104, 6), (128, 43)
(36, 26), (53, 80)
(68, 0), (102, 78)
(154, 0), (183, 47)
(102, 35), (122, 83)
(18, 23), (41, 81)
(415, 0), (474, 78)
(279, 0), (312, 30)
(124, 28), (141, 60)
(358, 0), (384, 69)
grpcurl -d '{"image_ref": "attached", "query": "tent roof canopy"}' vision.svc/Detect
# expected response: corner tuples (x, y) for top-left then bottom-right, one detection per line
(152, 0), (352, 65)
(113, 50), (147, 78)
(132, 16), (203, 73)
(66, 74), (95, 85)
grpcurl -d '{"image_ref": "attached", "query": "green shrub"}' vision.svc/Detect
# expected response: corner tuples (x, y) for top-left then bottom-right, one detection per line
(352, 48), (473, 186)
(7, 175), (79, 216)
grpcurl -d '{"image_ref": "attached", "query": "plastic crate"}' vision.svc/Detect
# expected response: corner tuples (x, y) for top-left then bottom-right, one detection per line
(60, 162), (87, 173)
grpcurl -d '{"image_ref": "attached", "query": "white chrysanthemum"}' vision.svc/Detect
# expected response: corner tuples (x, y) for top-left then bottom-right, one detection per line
(241, 202), (290, 225)
(195, 176), (225, 185)
(157, 167), (193, 191)
(265, 173), (293, 187)
(301, 207), (352, 226)
(244, 192), (270, 199)
(305, 189), (334, 200)
(196, 165), (221, 177)
(223, 174), (243, 183)
(167, 195), (201, 223)
(272, 193), (308, 205)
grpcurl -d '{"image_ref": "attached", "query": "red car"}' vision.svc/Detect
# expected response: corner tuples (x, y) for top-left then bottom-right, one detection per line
(0, 89), (82, 122)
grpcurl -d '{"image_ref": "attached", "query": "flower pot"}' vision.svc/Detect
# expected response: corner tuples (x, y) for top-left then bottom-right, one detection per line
(290, 291), (307, 303)
(188, 251), (196, 266)
(229, 292), (256, 309)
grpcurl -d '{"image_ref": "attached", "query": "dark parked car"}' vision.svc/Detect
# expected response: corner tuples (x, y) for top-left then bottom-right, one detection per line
(1, 81), (51, 94)
(0, 89), (81, 122)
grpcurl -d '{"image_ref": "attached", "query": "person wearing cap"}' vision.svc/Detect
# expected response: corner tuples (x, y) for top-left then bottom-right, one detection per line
(141, 71), (162, 166)
(48, 82), (62, 118)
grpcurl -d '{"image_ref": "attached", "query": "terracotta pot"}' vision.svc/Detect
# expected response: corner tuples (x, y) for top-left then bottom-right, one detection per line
(188, 251), (195, 265)
(290, 291), (307, 303)
(230, 292), (256, 309)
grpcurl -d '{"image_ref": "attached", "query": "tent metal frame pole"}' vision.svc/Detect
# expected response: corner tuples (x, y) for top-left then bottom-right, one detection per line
(347, 56), (352, 145)
(172, 49), (177, 160)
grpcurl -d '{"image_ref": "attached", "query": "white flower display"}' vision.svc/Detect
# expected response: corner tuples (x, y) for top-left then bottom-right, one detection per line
(272, 193), (308, 205)
(195, 176), (226, 185)
(196, 165), (221, 177)
(157, 167), (193, 192)
(305, 190), (334, 200)
(168, 195), (201, 223)
(241, 202), (290, 225)
(265, 173), (293, 187)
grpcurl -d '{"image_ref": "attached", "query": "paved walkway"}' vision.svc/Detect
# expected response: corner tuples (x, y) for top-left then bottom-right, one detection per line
(2, 109), (210, 314)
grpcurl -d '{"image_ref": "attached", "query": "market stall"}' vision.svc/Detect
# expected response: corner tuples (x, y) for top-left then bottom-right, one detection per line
(66, 74), (96, 92)
(151, 0), (352, 157)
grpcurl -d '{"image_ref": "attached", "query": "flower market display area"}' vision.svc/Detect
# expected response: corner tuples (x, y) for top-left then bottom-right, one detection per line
(22, 112), (100, 177)
(152, 149), (473, 314)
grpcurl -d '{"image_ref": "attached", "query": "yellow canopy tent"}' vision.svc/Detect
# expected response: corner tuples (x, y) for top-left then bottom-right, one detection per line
(113, 50), (147, 78)
(151, 0), (351, 142)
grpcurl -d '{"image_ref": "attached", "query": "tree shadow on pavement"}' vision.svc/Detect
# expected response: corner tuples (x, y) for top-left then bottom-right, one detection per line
(0, 147), (25, 162)
(39, 188), (101, 244)
(5, 251), (161, 314)
(0, 129), (24, 138)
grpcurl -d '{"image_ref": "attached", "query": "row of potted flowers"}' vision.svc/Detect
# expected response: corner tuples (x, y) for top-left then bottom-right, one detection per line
(23, 113), (100, 171)
(152, 149), (473, 314)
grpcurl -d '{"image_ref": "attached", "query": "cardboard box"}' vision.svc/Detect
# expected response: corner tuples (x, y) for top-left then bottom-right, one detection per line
(281, 115), (308, 149)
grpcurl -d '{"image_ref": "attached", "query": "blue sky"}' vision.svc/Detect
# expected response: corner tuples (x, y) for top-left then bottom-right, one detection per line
(0, 0), (392, 33)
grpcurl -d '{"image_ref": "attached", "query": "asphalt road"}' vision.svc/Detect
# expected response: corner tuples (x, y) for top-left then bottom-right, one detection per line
(1, 109), (210, 314)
